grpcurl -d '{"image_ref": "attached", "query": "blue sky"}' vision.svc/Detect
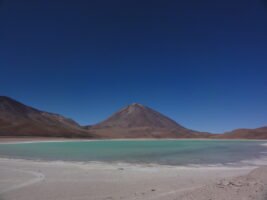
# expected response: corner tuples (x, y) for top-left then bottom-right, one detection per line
(0, 0), (267, 133)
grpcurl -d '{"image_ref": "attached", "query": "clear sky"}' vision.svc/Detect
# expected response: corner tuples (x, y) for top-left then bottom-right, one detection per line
(0, 0), (267, 133)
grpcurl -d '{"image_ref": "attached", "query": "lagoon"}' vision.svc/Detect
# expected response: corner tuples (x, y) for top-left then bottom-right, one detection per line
(0, 140), (266, 166)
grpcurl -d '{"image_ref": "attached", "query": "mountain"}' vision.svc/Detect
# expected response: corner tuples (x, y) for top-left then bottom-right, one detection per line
(218, 127), (267, 139)
(87, 103), (211, 138)
(1, 96), (265, 139)
(0, 96), (94, 138)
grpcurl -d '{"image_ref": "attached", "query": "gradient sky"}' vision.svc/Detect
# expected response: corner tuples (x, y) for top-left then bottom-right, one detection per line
(0, 0), (267, 133)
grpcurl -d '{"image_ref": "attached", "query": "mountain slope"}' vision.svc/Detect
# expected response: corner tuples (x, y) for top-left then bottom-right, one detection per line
(87, 103), (211, 138)
(218, 127), (267, 139)
(0, 96), (93, 137)
(2, 96), (265, 139)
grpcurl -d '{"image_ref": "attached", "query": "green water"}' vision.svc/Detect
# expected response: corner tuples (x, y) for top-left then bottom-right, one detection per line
(0, 140), (266, 166)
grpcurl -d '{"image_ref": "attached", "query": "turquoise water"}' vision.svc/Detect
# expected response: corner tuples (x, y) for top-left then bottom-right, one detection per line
(0, 140), (266, 166)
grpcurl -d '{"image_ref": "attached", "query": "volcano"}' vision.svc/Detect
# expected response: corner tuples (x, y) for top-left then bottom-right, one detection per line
(87, 103), (210, 138)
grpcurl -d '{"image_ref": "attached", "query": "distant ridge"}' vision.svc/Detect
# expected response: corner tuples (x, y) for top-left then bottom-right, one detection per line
(0, 96), (94, 138)
(0, 96), (266, 139)
(217, 127), (267, 139)
(87, 103), (211, 138)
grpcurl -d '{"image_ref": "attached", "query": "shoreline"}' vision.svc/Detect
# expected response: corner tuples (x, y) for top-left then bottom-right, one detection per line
(0, 157), (266, 200)
(1, 137), (267, 145)
(0, 156), (259, 170)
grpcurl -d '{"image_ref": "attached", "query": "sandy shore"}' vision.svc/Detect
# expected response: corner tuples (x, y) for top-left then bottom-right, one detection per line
(0, 139), (267, 200)
(0, 158), (266, 200)
(0, 137), (81, 144)
(1, 137), (267, 144)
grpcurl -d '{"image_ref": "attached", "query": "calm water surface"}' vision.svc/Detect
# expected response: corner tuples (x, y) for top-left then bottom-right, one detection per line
(0, 140), (266, 166)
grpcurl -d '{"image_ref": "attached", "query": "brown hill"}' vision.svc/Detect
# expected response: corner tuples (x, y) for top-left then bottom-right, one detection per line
(0, 96), (94, 138)
(87, 103), (211, 138)
(218, 127), (267, 139)
(2, 96), (265, 139)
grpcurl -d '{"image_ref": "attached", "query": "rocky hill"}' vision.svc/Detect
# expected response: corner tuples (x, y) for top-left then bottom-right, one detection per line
(0, 96), (93, 138)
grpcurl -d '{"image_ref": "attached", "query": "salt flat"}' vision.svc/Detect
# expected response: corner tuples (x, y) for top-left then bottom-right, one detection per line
(1, 158), (266, 200)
